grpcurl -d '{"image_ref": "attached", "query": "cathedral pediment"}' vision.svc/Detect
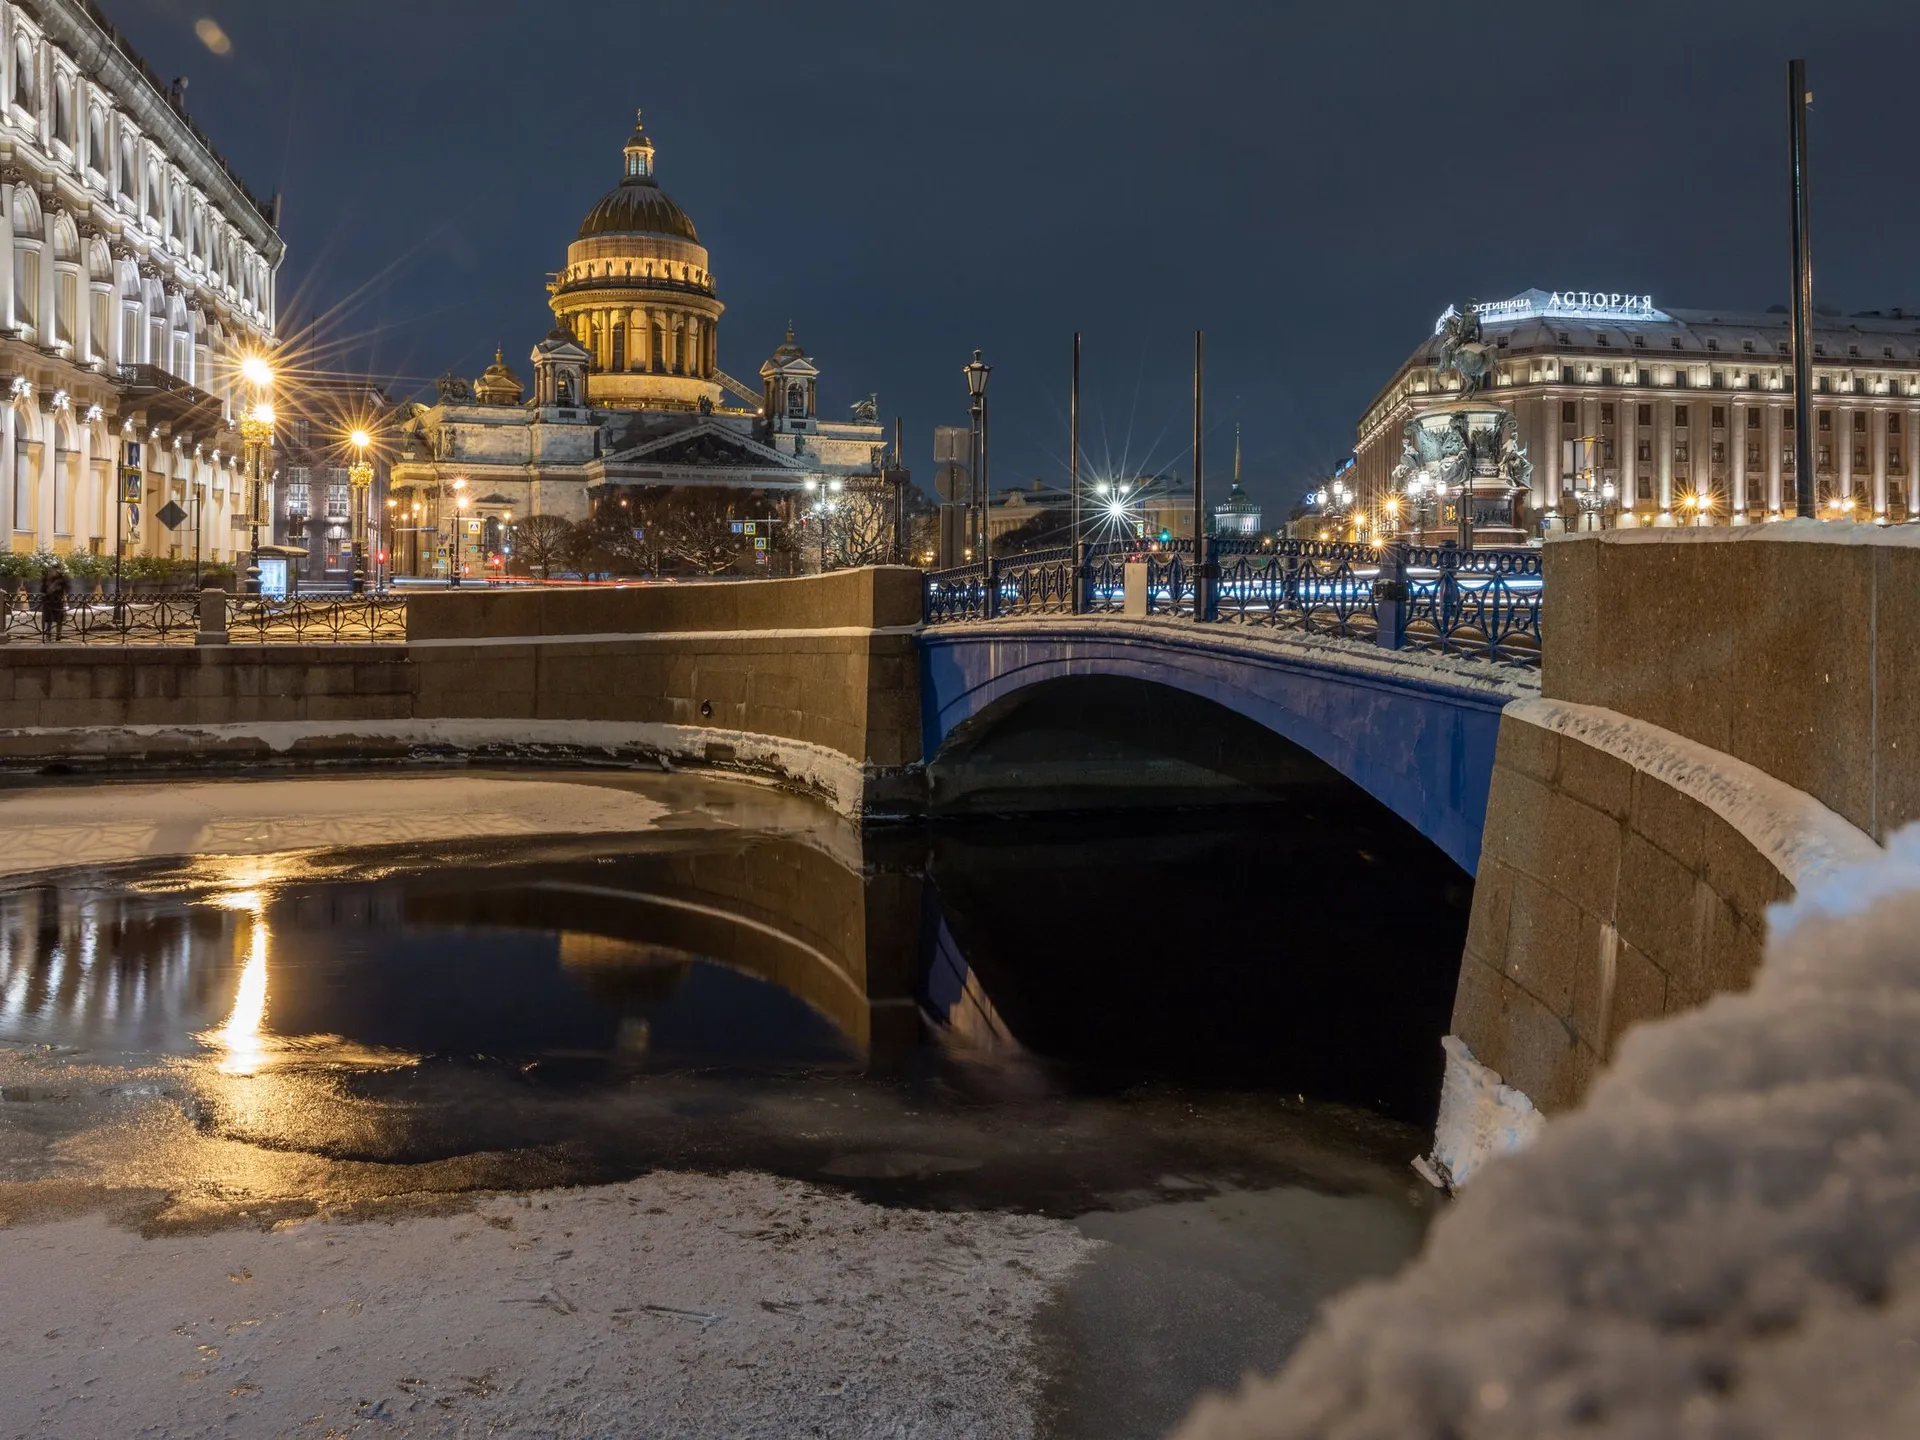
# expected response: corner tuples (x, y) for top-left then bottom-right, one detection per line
(602, 420), (798, 471)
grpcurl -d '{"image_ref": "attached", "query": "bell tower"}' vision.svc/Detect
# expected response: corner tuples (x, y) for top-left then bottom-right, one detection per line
(760, 324), (820, 437)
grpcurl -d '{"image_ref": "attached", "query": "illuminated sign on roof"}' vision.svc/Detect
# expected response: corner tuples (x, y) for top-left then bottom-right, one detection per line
(1434, 289), (1671, 333)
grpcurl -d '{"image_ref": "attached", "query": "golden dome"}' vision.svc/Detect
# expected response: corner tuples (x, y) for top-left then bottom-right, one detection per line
(474, 347), (524, 405)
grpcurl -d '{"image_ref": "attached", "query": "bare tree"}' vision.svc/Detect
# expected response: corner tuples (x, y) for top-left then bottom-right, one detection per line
(639, 487), (787, 575)
(804, 483), (897, 570)
(514, 513), (576, 579)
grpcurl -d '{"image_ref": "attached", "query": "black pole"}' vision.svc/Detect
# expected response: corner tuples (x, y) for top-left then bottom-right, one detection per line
(113, 446), (123, 620)
(1789, 59), (1816, 519)
(1070, 332), (1081, 546)
(980, 391), (990, 562)
(1192, 329), (1209, 621)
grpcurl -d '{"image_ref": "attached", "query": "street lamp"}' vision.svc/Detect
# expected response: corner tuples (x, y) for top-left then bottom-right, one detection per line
(237, 354), (274, 595)
(348, 427), (373, 596)
(448, 477), (468, 586)
(963, 349), (991, 565)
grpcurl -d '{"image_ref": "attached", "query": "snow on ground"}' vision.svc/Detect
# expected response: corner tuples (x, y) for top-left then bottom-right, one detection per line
(0, 1171), (1096, 1440)
(1173, 826), (1920, 1439)
(0, 775), (671, 879)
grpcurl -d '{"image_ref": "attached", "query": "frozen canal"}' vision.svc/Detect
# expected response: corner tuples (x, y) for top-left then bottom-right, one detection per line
(0, 770), (1467, 1438)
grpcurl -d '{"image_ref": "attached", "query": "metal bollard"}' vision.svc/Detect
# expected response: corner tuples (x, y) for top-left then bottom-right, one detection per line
(195, 586), (230, 646)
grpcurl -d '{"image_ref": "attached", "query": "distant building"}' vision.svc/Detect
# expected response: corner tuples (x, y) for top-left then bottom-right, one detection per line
(1209, 425), (1261, 536)
(272, 372), (391, 588)
(0, 0), (282, 568)
(388, 110), (883, 577)
(1355, 287), (1920, 533)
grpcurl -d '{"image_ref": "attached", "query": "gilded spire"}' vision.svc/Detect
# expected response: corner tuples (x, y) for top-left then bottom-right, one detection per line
(1233, 423), (1242, 486)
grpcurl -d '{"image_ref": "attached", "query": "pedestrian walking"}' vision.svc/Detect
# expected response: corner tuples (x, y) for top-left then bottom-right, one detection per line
(38, 563), (68, 642)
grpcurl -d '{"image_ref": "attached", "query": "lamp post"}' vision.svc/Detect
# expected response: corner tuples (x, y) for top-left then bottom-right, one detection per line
(347, 428), (373, 596)
(453, 490), (470, 586)
(964, 350), (991, 565)
(237, 354), (274, 596)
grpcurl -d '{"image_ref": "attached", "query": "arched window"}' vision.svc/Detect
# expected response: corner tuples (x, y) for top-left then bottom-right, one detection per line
(12, 37), (34, 115)
(118, 137), (134, 198)
(145, 163), (160, 220)
(51, 77), (70, 146)
(12, 188), (43, 341)
(786, 382), (806, 419)
(87, 106), (105, 171)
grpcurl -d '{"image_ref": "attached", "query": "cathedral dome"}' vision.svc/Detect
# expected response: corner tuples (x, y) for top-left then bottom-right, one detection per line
(575, 109), (699, 243)
(577, 179), (699, 244)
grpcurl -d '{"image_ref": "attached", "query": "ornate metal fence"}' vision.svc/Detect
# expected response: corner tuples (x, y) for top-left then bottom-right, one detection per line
(0, 589), (409, 645)
(922, 537), (1542, 668)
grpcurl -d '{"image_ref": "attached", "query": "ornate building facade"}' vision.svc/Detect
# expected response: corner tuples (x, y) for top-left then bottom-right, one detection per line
(0, 0), (281, 564)
(1355, 289), (1920, 534)
(389, 111), (883, 577)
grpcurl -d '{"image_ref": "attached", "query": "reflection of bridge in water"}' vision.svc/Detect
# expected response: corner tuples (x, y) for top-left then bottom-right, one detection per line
(0, 802), (1467, 1124)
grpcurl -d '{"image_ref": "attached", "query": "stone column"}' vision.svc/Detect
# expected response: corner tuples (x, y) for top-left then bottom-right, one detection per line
(0, 177), (15, 333)
(1619, 396), (1638, 520)
(641, 308), (654, 372)
(1837, 404), (1855, 515)
(1730, 400), (1747, 518)
(1909, 405), (1920, 518)
(1540, 394), (1561, 513)
(1656, 398), (1674, 518)
(1872, 407), (1889, 519)
(1767, 403), (1784, 514)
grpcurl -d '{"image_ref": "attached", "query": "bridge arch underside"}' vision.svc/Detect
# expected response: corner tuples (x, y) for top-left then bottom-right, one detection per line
(921, 629), (1507, 876)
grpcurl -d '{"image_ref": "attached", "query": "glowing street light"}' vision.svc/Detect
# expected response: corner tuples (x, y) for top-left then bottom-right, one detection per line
(236, 355), (275, 596)
(347, 428), (374, 595)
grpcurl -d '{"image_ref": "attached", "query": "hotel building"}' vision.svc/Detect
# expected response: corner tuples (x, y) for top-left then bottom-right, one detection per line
(0, 0), (281, 566)
(1355, 289), (1920, 531)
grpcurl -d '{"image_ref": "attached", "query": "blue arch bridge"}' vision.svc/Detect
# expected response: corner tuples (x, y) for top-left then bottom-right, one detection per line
(919, 537), (1543, 875)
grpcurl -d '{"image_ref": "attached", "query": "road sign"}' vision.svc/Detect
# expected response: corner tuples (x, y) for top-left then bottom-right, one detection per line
(730, 521), (744, 534)
(126, 502), (139, 528)
(934, 426), (969, 464)
(156, 499), (188, 530)
(120, 468), (142, 503)
(753, 536), (767, 550)
(935, 463), (969, 503)
(743, 521), (756, 535)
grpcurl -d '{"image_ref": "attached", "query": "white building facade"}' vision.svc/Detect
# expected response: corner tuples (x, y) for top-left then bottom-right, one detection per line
(1356, 289), (1920, 532)
(0, 0), (281, 567)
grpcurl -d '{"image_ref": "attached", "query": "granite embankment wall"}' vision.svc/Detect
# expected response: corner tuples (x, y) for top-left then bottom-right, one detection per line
(1450, 526), (1895, 1122)
(0, 567), (926, 816)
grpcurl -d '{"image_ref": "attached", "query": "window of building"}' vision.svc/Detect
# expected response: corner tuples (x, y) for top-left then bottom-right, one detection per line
(1818, 411), (1832, 431)
(1892, 415), (1903, 435)
(1884, 346), (1895, 360)
(1854, 411), (1868, 432)
(285, 467), (310, 516)
(291, 418), (310, 446)
(1749, 409), (1763, 429)
(1711, 406), (1726, 428)
(326, 469), (349, 519)
(1747, 442), (1762, 466)
(1743, 339), (1756, 354)
(1596, 333), (1609, 347)
(1849, 345), (1860, 358)
(1494, 335), (1508, 349)
(1632, 336), (1646, 349)
(786, 383), (807, 419)
(1637, 404), (1652, 426)
(1707, 339), (1719, 351)
(1854, 446), (1868, 468)
(611, 323), (625, 371)
(1560, 366), (1575, 384)
(1603, 439), (1616, 462)
(1675, 405), (1690, 428)
(1712, 441), (1726, 464)
(1818, 445), (1831, 467)
(1785, 411), (1795, 429)
(1894, 448), (1905, 471)
(1601, 403), (1615, 424)
(1814, 344), (1826, 356)
(1561, 401), (1576, 423)
(1557, 331), (1570, 345)
(1638, 439), (1652, 462)
(1675, 442), (1690, 464)
(1670, 337), (1683, 349)
(1637, 475), (1653, 500)
(1778, 342), (1790, 355)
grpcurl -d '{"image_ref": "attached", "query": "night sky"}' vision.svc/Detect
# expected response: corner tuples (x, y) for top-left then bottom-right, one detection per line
(104, 0), (1920, 513)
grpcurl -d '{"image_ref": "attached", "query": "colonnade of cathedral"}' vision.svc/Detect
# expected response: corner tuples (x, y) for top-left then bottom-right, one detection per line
(573, 307), (716, 379)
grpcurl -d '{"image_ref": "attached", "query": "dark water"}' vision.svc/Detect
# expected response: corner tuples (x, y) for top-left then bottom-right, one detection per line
(0, 777), (1469, 1437)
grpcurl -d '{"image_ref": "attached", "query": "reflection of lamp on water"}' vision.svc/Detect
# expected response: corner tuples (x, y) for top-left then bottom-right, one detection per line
(209, 887), (269, 1075)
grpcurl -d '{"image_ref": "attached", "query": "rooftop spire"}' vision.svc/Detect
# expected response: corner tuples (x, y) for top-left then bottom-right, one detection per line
(1233, 423), (1242, 486)
(623, 107), (655, 181)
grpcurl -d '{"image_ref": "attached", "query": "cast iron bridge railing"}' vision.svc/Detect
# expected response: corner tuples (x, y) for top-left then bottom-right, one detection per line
(924, 537), (1542, 667)
(0, 589), (409, 645)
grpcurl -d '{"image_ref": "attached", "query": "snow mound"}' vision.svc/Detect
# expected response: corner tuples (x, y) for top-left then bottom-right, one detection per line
(1174, 826), (1920, 1439)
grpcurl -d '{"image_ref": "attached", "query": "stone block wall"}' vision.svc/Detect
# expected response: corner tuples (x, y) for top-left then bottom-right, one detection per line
(0, 568), (928, 812)
(1453, 704), (1790, 1112)
(1450, 526), (1892, 1119)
